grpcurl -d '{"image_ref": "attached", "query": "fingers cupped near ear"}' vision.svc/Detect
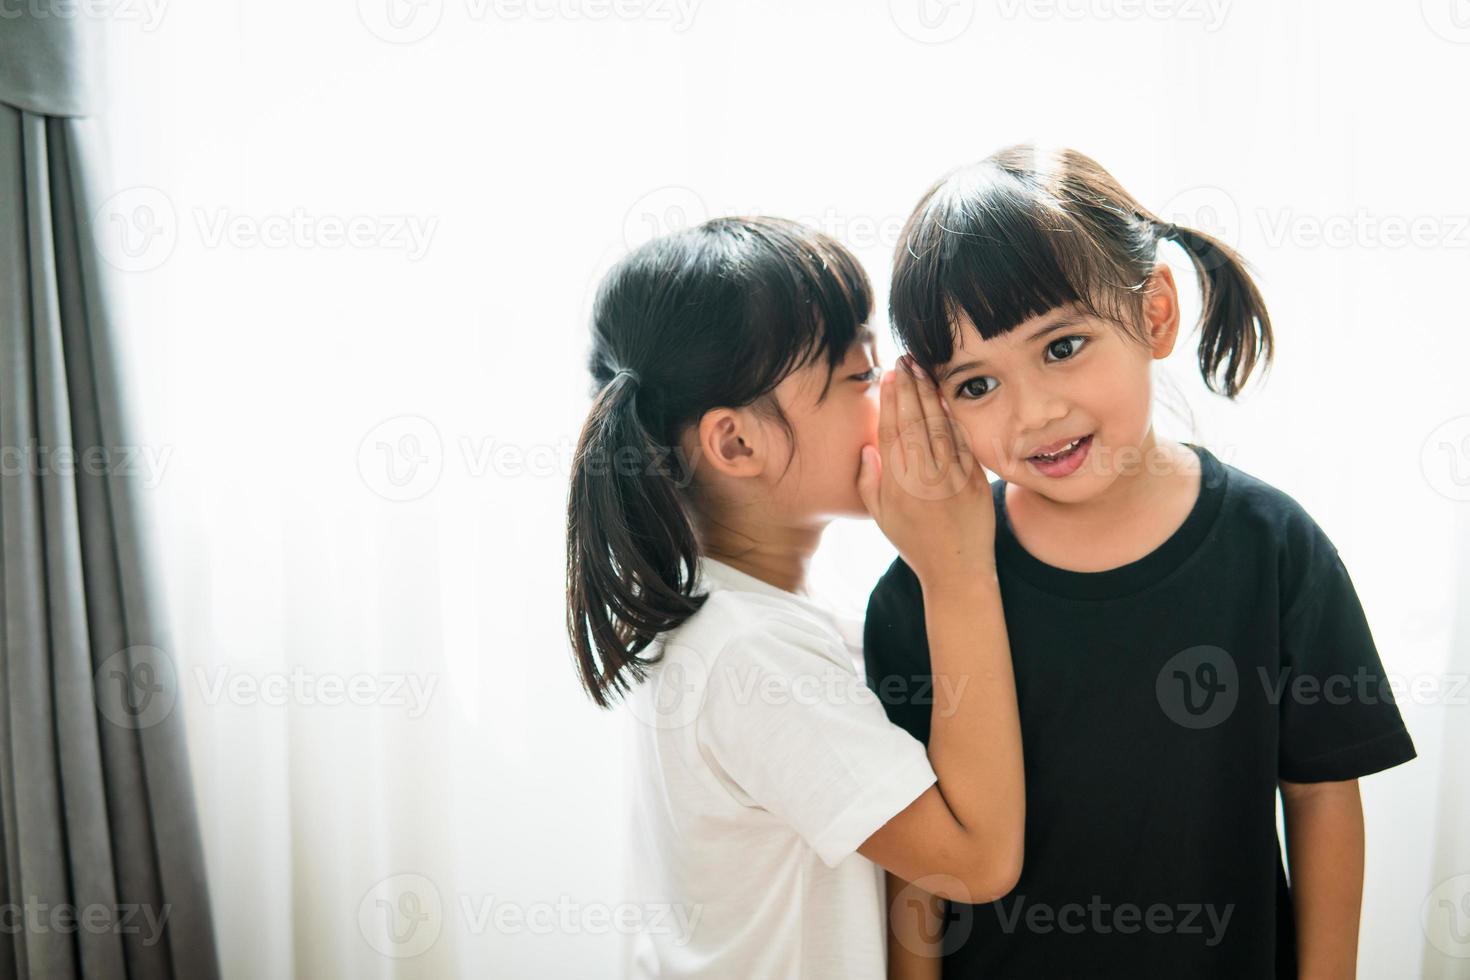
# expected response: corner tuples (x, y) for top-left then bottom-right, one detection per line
(877, 369), (899, 450)
(894, 357), (927, 468)
(905, 356), (955, 461)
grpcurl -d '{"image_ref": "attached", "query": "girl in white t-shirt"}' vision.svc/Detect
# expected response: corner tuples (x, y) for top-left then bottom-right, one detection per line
(565, 216), (1024, 979)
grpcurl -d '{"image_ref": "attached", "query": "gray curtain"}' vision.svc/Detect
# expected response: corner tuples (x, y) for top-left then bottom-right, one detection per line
(0, 15), (220, 980)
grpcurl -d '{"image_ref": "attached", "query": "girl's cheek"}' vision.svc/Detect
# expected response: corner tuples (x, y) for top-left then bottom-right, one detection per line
(958, 419), (994, 466)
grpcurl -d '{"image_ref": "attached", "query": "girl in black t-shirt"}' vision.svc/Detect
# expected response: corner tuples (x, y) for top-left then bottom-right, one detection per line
(867, 144), (1416, 979)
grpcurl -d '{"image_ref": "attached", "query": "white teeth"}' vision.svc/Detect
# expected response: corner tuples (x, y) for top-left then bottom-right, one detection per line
(1033, 437), (1082, 461)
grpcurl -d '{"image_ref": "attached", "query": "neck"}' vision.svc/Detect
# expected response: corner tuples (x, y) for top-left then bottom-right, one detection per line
(694, 509), (826, 596)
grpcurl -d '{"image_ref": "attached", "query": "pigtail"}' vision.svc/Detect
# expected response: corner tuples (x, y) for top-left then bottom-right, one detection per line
(1157, 221), (1275, 399)
(565, 369), (706, 708)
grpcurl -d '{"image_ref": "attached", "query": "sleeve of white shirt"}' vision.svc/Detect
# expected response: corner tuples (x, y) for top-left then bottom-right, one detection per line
(695, 614), (938, 869)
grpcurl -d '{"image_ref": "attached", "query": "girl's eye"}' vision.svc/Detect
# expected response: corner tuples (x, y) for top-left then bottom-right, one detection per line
(954, 375), (998, 400)
(852, 367), (880, 383)
(958, 334), (1087, 399)
(1046, 335), (1089, 362)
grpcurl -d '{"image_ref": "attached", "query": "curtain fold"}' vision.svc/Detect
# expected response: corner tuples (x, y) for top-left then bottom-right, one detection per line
(0, 19), (220, 980)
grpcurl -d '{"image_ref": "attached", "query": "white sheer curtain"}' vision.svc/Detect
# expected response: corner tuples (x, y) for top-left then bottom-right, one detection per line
(101, 0), (1468, 975)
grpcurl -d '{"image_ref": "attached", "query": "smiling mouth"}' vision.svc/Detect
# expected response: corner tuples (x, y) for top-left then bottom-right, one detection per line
(1028, 434), (1091, 462)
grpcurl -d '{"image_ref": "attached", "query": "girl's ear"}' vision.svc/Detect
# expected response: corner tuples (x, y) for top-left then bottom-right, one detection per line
(1142, 262), (1183, 359)
(695, 407), (766, 480)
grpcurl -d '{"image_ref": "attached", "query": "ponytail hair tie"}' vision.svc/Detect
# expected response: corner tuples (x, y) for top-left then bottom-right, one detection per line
(610, 366), (641, 388)
(1155, 219), (1181, 240)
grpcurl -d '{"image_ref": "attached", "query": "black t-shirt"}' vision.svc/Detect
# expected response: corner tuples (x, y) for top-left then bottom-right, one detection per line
(863, 442), (1416, 979)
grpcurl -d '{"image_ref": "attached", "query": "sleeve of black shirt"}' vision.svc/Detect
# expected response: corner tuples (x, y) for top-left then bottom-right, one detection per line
(1276, 527), (1417, 782)
(863, 557), (934, 747)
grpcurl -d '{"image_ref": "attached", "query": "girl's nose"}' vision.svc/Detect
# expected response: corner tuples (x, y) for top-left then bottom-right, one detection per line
(1013, 387), (1070, 437)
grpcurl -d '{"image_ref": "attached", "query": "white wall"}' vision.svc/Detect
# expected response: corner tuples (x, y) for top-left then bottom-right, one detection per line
(96, 0), (1469, 976)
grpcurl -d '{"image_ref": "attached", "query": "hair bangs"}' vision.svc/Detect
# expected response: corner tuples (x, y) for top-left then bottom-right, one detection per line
(891, 158), (1147, 371)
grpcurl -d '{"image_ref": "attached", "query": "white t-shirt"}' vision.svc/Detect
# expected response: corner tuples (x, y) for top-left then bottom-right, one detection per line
(622, 556), (938, 980)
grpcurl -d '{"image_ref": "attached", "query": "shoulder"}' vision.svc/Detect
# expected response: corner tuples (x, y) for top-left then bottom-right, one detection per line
(1213, 452), (1341, 601)
(662, 588), (845, 674)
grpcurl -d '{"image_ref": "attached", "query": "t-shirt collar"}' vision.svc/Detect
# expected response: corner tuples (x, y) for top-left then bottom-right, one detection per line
(991, 442), (1228, 601)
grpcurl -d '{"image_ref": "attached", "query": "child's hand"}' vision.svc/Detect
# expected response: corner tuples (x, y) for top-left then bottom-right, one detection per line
(857, 354), (996, 588)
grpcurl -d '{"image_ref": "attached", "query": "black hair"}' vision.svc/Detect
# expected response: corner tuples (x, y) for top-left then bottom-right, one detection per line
(890, 144), (1273, 398)
(566, 216), (872, 707)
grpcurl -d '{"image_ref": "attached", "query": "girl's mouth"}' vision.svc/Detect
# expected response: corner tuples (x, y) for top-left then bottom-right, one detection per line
(1026, 433), (1093, 477)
